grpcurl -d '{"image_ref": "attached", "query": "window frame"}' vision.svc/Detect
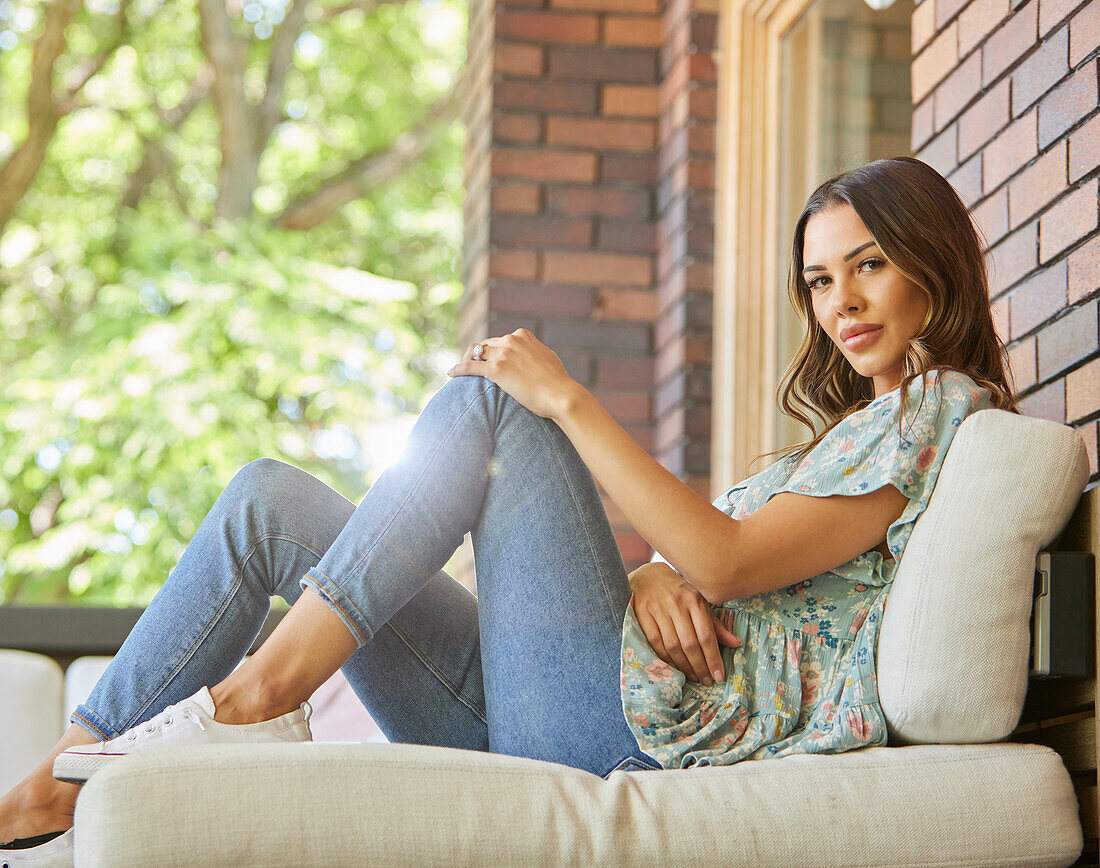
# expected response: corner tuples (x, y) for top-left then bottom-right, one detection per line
(713, 0), (819, 497)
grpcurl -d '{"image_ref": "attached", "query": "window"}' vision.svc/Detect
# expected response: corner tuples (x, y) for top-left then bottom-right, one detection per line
(712, 0), (914, 491)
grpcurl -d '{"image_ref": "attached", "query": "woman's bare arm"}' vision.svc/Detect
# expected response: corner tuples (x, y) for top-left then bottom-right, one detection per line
(555, 383), (908, 604)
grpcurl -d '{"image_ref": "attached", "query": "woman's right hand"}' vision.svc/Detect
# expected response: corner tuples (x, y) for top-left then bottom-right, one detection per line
(628, 562), (741, 686)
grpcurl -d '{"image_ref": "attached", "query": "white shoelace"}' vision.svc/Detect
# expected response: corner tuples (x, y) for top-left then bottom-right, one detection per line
(122, 704), (205, 743)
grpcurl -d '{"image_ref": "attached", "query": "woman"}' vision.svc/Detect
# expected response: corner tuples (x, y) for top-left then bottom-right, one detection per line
(0, 157), (1017, 863)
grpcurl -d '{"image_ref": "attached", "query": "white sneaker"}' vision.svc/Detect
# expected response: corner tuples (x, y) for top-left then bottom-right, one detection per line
(52, 687), (312, 783)
(0, 828), (74, 868)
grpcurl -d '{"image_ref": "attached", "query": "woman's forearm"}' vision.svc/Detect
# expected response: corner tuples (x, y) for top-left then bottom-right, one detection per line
(553, 382), (741, 602)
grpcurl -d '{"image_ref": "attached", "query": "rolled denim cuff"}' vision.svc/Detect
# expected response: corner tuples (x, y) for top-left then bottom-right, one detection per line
(301, 568), (374, 648)
(70, 705), (117, 741)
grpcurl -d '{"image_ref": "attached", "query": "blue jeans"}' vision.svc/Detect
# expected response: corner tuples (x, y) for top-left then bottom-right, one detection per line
(73, 376), (661, 778)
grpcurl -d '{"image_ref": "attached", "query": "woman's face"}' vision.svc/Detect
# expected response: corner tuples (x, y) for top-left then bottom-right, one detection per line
(802, 204), (930, 399)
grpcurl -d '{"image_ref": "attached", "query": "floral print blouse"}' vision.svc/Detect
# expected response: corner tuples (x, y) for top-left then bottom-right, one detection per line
(620, 369), (992, 768)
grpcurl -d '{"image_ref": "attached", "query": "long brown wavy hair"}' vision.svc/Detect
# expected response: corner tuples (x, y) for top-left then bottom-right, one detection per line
(762, 157), (1019, 468)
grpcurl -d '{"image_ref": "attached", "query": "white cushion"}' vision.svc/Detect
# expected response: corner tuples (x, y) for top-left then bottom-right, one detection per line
(0, 649), (64, 794)
(64, 656), (114, 721)
(878, 409), (1089, 744)
(73, 741), (1081, 867)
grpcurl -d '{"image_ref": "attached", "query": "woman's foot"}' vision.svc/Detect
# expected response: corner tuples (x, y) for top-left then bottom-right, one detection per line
(0, 721), (94, 844)
(0, 762), (80, 844)
(52, 686), (312, 783)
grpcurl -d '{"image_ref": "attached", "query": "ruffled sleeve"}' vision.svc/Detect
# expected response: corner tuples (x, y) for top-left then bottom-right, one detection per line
(773, 369), (991, 569)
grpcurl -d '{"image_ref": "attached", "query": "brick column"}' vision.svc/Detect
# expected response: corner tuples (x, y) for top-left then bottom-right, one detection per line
(654, 0), (718, 498)
(910, 0), (1099, 480)
(460, 0), (664, 571)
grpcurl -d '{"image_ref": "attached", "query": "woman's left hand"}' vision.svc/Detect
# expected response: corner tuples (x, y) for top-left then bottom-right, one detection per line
(447, 328), (580, 420)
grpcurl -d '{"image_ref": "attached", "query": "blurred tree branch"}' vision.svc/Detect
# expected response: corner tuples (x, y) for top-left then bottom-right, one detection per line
(275, 82), (462, 230)
(0, 0), (81, 240)
(0, 0), (132, 240)
(59, 0), (133, 111)
(1, 0), (463, 242)
(198, 0), (310, 218)
(120, 135), (200, 225)
(198, 0), (255, 218)
(260, 0), (309, 145)
(160, 65), (215, 127)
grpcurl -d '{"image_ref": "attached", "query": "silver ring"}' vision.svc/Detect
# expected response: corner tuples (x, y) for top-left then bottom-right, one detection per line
(473, 344), (485, 360)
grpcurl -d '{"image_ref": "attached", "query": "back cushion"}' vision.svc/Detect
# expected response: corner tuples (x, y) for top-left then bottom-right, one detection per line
(877, 409), (1089, 744)
(0, 650), (64, 793)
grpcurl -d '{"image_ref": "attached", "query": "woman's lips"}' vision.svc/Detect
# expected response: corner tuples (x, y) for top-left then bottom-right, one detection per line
(842, 326), (883, 349)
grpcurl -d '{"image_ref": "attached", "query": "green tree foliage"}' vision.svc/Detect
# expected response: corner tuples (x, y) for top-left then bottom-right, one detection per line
(0, 0), (467, 605)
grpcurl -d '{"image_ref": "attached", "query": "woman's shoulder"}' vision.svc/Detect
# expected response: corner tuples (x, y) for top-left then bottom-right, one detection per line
(870, 367), (983, 406)
(802, 369), (989, 469)
(717, 369), (991, 509)
(852, 368), (989, 429)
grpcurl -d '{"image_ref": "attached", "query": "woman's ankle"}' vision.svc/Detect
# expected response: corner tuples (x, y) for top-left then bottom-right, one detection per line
(209, 677), (300, 725)
(208, 589), (352, 727)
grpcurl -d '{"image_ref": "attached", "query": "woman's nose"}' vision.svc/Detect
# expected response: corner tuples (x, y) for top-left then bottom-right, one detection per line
(832, 280), (864, 316)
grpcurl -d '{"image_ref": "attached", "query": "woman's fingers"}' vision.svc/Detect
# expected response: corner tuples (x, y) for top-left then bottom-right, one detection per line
(712, 615), (742, 649)
(448, 338), (500, 377)
(633, 606), (672, 666)
(662, 606), (712, 684)
(649, 604), (717, 685)
(629, 568), (739, 685)
(688, 605), (727, 683)
(645, 606), (698, 681)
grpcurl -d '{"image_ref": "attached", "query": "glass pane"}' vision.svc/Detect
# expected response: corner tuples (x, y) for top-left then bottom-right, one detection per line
(774, 0), (915, 450)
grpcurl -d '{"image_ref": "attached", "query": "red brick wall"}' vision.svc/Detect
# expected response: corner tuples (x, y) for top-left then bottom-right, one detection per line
(911, 0), (1100, 481)
(461, 0), (667, 571)
(655, 0), (718, 500)
(460, 0), (721, 570)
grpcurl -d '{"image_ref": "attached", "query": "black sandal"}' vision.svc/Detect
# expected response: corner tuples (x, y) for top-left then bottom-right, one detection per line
(0, 830), (68, 850)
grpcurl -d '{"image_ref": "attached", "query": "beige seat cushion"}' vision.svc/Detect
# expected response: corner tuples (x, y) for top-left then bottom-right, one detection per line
(74, 741), (1081, 867)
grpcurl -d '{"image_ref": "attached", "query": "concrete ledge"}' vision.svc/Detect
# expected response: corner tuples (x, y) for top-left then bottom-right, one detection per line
(0, 606), (286, 657)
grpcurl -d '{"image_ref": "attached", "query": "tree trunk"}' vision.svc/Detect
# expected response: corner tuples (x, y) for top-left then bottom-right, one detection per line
(198, 0), (259, 219)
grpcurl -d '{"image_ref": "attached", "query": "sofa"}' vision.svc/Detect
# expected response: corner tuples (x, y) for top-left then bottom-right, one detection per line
(2, 407), (1092, 867)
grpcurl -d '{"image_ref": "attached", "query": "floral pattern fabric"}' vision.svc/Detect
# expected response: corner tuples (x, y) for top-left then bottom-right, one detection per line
(620, 369), (992, 768)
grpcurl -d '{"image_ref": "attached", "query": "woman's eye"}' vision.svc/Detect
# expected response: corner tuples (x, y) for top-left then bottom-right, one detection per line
(807, 276), (828, 291)
(858, 257), (884, 272)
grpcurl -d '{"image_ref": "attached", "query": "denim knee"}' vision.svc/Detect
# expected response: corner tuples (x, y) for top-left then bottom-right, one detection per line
(215, 458), (306, 595)
(226, 457), (292, 497)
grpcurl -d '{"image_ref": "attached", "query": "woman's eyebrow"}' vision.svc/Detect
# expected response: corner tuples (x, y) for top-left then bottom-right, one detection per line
(802, 241), (878, 274)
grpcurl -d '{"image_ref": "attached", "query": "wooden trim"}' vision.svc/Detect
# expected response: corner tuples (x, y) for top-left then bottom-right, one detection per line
(713, 0), (915, 491)
(712, 0), (816, 496)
